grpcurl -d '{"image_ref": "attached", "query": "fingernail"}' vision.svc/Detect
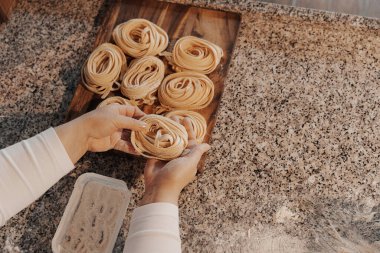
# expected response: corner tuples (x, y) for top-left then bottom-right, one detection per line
(140, 122), (148, 128)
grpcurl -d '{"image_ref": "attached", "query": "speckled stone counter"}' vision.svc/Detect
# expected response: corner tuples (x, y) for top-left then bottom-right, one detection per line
(0, 0), (379, 252)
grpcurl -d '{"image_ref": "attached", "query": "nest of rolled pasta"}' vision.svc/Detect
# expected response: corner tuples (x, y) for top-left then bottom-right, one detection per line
(81, 18), (223, 160)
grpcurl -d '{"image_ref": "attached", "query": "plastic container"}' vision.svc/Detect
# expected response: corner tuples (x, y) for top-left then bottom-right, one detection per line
(52, 173), (131, 253)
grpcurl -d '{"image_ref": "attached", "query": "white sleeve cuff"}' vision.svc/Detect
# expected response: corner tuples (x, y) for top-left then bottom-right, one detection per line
(44, 127), (74, 174)
(124, 203), (181, 253)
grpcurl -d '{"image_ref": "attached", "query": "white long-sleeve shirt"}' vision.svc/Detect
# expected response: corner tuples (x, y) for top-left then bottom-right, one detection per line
(0, 128), (181, 252)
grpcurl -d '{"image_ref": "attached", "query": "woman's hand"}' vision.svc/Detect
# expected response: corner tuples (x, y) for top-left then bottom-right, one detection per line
(83, 104), (146, 153)
(55, 104), (146, 164)
(140, 118), (211, 206)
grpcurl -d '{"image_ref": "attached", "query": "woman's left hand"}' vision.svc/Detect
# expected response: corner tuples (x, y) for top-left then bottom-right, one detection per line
(55, 104), (146, 164)
(140, 117), (211, 206)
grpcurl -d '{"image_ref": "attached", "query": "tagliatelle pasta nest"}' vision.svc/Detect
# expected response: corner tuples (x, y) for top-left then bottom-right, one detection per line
(163, 36), (223, 74)
(131, 114), (188, 160)
(165, 110), (207, 144)
(82, 43), (127, 99)
(97, 96), (131, 108)
(112, 19), (169, 58)
(80, 19), (226, 160)
(157, 71), (214, 112)
(120, 56), (165, 105)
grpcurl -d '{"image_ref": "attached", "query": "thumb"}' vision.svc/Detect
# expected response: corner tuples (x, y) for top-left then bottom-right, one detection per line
(114, 115), (147, 131)
(186, 143), (211, 161)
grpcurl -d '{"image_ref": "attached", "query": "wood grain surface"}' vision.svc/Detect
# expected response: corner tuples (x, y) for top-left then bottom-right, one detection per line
(0, 0), (16, 22)
(66, 0), (241, 166)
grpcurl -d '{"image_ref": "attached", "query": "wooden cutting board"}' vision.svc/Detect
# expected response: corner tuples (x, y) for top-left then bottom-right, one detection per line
(66, 0), (241, 167)
(0, 0), (16, 22)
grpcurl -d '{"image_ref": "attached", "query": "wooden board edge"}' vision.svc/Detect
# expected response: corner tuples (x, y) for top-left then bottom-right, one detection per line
(65, 0), (120, 122)
(159, 1), (243, 20)
(197, 16), (242, 173)
(64, 0), (243, 170)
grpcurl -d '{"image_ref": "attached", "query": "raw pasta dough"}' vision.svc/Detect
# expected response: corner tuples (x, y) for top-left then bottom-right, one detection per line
(112, 19), (169, 58)
(121, 56), (165, 105)
(82, 43), (127, 99)
(131, 115), (188, 160)
(165, 110), (207, 144)
(158, 71), (214, 111)
(164, 36), (223, 74)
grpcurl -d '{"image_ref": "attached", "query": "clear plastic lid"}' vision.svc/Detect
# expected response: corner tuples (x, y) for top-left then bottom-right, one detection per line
(52, 173), (131, 253)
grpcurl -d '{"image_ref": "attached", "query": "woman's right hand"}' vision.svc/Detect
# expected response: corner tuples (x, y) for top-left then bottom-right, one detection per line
(140, 118), (211, 206)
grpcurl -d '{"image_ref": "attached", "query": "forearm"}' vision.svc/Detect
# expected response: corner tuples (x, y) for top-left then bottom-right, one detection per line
(0, 128), (74, 226)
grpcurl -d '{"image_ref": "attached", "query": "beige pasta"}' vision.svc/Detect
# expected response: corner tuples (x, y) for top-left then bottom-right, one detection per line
(112, 19), (169, 58)
(158, 71), (214, 111)
(121, 56), (165, 105)
(165, 110), (207, 144)
(131, 114), (188, 160)
(164, 36), (223, 74)
(97, 96), (131, 108)
(82, 43), (127, 99)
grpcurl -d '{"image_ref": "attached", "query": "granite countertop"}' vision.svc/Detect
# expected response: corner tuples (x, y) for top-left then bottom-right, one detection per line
(0, 0), (379, 252)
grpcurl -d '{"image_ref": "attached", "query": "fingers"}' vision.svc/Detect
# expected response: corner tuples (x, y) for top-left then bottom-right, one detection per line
(183, 117), (196, 141)
(114, 115), (147, 131)
(186, 139), (198, 149)
(170, 115), (196, 146)
(170, 115), (180, 123)
(116, 104), (145, 119)
(185, 143), (211, 161)
(181, 148), (191, 156)
(132, 106), (145, 119)
(114, 140), (140, 155)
